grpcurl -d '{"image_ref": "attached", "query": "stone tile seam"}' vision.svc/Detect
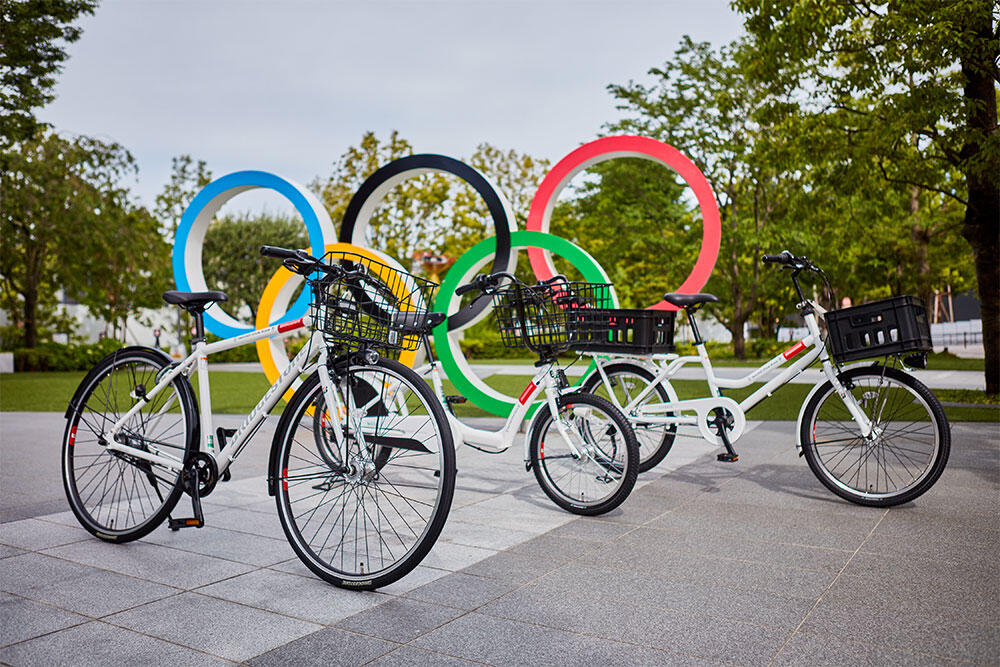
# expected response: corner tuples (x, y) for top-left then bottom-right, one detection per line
(768, 506), (892, 662)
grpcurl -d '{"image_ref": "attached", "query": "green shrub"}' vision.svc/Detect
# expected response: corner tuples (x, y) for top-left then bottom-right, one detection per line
(13, 338), (122, 371)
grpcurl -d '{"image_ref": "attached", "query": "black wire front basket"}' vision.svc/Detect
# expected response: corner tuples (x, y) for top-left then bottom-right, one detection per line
(491, 280), (613, 354)
(311, 251), (438, 352)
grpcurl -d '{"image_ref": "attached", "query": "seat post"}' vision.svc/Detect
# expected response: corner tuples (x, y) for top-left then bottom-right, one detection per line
(190, 310), (207, 345)
(685, 306), (705, 345)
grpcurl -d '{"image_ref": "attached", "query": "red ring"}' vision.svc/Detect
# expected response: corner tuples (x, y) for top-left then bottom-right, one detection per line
(525, 135), (721, 311)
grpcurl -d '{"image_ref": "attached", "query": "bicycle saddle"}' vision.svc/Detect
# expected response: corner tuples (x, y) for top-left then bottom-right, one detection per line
(162, 290), (229, 314)
(393, 311), (447, 334)
(663, 293), (719, 308)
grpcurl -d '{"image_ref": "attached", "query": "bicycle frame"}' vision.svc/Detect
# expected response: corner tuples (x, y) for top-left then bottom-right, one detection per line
(419, 356), (585, 464)
(102, 316), (336, 476)
(585, 302), (874, 443)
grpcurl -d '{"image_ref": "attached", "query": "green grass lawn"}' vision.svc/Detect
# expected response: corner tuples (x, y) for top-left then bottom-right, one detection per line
(3, 367), (995, 422)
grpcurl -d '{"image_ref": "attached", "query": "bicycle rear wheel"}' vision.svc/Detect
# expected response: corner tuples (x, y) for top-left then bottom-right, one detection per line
(271, 357), (455, 590)
(580, 362), (676, 471)
(63, 347), (198, 542)
(528, 393), (640, 515)
(800, 365), (950, 507)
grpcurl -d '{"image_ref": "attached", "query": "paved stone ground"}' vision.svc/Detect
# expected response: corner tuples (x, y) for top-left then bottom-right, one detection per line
(1, 412), (997, 665)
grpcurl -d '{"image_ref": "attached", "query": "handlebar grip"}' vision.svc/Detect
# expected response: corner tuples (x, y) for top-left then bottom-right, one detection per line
(260, 245), (300, 260)
(455, 281), (479, 296)
(762, 251), (794, 266)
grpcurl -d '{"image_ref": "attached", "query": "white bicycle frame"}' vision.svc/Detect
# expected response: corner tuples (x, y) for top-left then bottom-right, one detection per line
(585, 301), (874, 445)
(418, 359), (588, 465)
(101, 315), (354, 477)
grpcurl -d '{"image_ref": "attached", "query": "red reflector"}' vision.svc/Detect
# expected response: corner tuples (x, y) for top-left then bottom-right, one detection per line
(68, 426), (77, 446)
(783, 341), (807, 360)
(518, 382), (537, 405)
(278, 318), (305, 333)
(282, 467), (288, 491)
(539, 441), (544, 459)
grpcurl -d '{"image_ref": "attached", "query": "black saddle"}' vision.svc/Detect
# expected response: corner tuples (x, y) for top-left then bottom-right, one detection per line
(663, 293), (719, 309)
(163, 290), (228, 314)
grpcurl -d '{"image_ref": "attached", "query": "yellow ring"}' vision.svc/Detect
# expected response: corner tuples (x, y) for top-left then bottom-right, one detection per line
(255, 242), (419, 404)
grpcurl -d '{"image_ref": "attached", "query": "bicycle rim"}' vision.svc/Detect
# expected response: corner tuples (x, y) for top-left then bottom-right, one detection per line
(274, 360), (454, 589)
(63, 349), (196, 541)
(803, 367), (948, 505)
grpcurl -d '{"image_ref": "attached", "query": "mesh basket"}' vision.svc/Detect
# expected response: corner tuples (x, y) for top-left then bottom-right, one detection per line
(491, 281), (612, 353)
(825, 295), (932, 363)
(311, 251), (437, 352)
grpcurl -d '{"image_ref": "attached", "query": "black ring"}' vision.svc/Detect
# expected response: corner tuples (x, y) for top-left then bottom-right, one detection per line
(339, 154), (515, 331)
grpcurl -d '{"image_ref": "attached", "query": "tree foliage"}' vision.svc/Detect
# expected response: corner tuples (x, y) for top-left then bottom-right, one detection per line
(732, 0), (999, 389)
(312, 132), (549, 269)
(0, 0), (97, 147)
(550, 157), (697, 309)
(0, 132), (170, 347)
(605, 38), (803, 356)
(202, 212), (308, 323)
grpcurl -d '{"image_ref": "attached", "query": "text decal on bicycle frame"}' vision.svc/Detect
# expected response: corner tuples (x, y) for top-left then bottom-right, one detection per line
(518, 381), (537, 405)
(783, 341), (808, 360)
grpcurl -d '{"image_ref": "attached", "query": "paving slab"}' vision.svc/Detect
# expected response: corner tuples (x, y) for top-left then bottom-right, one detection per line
(1, 414), (997, 664)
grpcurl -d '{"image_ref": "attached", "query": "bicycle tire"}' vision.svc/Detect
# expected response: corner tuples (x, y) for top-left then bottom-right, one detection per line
(62, 346), (199, 542)
(271, 357), (455, 590)
(528, 392), (640, 515)
(800, 365), (950, 507)
(579, 362), (676, 472)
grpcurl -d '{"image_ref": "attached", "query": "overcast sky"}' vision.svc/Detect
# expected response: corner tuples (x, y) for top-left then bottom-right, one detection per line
(41, 0), (744, 215)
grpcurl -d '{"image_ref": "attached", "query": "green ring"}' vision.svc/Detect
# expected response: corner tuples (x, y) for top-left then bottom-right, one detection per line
(432, 230), (617, 417)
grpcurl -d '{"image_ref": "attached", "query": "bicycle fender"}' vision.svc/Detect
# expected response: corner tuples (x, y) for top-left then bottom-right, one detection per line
(65, 345), (175, 419)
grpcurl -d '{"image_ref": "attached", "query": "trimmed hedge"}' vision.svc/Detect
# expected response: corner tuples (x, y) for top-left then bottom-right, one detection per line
(12, 339), (124, 372)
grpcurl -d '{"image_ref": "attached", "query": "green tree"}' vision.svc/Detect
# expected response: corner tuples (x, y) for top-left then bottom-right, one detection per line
(155, 154), (212, 238)
(202, 212), (308, 323)
(550, 157), (698, 309)
(440, 143), (550, 261)
(0, 131), (168, 346)
(0, 0), (97, 147)
(607, 38), (803, 357)
(733, 0), (999, 391)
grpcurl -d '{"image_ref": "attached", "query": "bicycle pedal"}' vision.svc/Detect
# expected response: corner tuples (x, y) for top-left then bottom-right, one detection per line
(717, 452), (739, 463)
(445, 395), (467, 404)
(168, 517), (204, 530)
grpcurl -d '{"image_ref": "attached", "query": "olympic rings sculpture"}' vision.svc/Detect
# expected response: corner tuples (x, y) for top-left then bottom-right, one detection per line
(173, 136), (720, 416)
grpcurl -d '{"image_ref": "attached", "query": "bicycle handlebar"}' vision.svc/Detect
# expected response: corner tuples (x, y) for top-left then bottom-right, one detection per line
(455, 271), (518, 297)
(761, 250), (833, 307)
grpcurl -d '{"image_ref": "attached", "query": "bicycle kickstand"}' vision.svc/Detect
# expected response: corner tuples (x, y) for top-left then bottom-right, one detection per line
(712, 408), (739, 463)
(168, 458), (207, 530)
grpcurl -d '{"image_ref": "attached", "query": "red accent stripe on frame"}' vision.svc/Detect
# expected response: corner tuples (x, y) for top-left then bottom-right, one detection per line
(783, 341), (807, 360)
(278, 318), (305, 333)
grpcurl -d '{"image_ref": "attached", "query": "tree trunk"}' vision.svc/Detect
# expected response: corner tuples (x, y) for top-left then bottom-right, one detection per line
(22, 286), (38, 348)
(959, 9), (999, 395)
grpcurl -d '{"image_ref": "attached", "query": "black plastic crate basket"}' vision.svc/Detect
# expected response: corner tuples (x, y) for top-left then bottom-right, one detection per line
(312, 251), (437, 352)
(573, 308), (676, 354)
(825, 295), (932, 363)
(492, 281), (612, 352)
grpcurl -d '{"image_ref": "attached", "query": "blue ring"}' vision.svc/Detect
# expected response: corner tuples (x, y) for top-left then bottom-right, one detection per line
(172, 171), (334, 338)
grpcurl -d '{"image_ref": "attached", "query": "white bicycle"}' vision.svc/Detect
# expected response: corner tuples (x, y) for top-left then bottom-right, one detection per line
(577, 251), (951, 507)
(62, 246), (455, 590)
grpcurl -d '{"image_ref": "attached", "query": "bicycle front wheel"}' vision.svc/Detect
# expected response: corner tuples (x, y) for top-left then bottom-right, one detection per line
(529, 393), (640, 515)
(580, 361), (676, 472)
(271, 357), (455, 590)
(800, 365), (950, 507)
(63, 346), (199, 542)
